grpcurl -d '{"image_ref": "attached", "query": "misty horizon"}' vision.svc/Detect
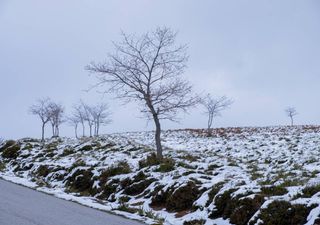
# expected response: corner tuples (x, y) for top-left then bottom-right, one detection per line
(1, 0), (320, 139)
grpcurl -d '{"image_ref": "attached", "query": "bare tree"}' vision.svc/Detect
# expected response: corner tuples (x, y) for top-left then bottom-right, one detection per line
(73, 103), (86, 137)
(67, 115), (80, 138)
(48, 101), (64, 137)
(81, 101), (95, 137)
(29, 98), (52, 142)
(285, 107), (298, 126)
(90, 103), (112, 136)
(87, 27), (198, 159)
(200, 94), (233, 136)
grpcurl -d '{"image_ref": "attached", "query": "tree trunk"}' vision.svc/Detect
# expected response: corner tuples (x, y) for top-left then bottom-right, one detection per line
(89, 125), (92, 137)
(291, 116), (293, 126)
(41, 123), (45, 142)
(81, 122), (85, 137)
(51, 124), (55, 137)
(75, 124), (78, 139)
(207, 113), (213, 137)
(152, 114), (163, 160)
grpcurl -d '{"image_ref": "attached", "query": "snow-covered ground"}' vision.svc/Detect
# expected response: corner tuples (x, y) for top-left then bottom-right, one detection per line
(1, 126), (320, 225)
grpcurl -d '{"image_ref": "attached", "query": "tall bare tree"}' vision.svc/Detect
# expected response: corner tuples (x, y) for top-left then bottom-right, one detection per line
(90, 103), (112, 136)
(201, 94), (233, 136)
(48, 101), (64, 137)
(285, 107), (298, 126)
(87, 27), (198, 159)
(29, 98), (52, 142)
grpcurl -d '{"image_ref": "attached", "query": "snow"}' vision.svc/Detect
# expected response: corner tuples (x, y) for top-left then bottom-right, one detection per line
(1, 125), (320, 224)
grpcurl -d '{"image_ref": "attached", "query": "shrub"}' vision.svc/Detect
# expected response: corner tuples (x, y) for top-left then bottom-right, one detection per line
(0, 140), (16, 152)
(155, 158), (175, 173)
(98, 183), (117, 199)
(206, 182), (224, 206)
(2, 144), (20, 159)
(183, 219), (206, 225)
(100, 161), (131, 185)
(66, 168), (96, 196)
(139, 152), (160, 168)
(300, 184), (320, 198)
(61, 148), (75, 157)
(261, 185), (288, 196)
(229, 195), (265, 225)
(124, 179), (156, 196)
(79, 145), (93, 151)
(258, 200), (314, 225)
(36, 165), (51, 177)
(166, 181), (200, 212)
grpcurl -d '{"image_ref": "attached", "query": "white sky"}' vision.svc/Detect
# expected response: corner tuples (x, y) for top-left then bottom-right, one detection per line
(1, 0), (320, 139)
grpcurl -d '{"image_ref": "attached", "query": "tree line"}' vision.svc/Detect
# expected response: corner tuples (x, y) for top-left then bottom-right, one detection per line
(30, 98), (111, 142)
(29, 27), (299, 160)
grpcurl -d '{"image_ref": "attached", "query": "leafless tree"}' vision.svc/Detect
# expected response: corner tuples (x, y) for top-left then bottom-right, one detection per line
(285, 107), (298, 126)
(200, 94), (233, 136)
(29, 98), (52, 142)
(67, 115), (80, 138)
(48, 101), (64, 137)
(90, 103), (112, 136)
(72, 103), (86, 137)
(87, 27), (198, 159)
(81, 101), (95, 137)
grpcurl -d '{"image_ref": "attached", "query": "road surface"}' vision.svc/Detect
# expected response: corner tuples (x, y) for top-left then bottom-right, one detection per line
(0, 179), (144, 225)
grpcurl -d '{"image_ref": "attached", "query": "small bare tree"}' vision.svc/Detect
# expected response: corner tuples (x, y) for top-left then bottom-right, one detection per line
(29, 98), (52, 142)
(67, 115), (80, 138)
(81, 102), (95, 137)
(285, 107), (298, 126)
(90, 103), (112, 136)
(201, 94), (233, 136)
(48, 102), (64, 137)
(87, 27), (198, 159)
(73, 103), (87, 137)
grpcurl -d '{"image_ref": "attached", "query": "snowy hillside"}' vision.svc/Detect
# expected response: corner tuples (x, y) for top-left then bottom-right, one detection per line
(1, 126), (320, 225)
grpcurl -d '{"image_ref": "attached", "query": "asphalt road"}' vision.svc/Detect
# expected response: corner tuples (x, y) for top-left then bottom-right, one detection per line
(0, 179), (144, 225)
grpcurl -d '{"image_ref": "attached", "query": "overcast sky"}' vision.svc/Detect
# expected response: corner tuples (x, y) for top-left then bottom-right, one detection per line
(1, 0), (320, 139)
